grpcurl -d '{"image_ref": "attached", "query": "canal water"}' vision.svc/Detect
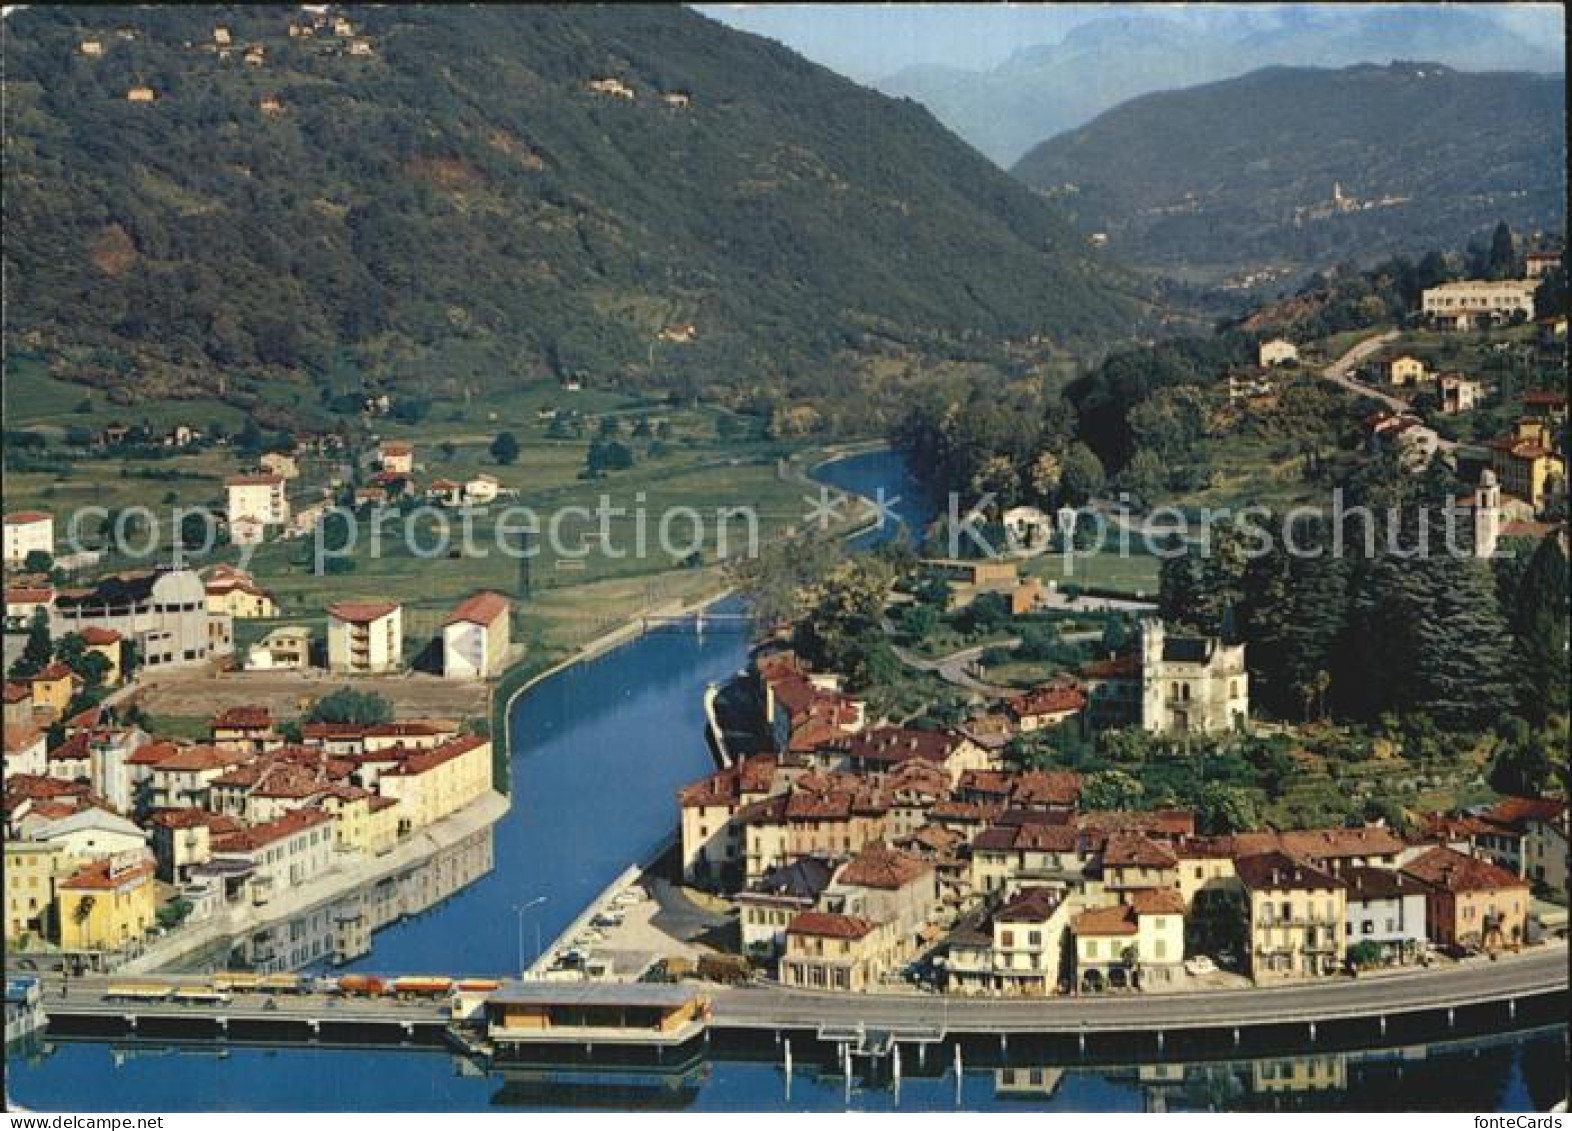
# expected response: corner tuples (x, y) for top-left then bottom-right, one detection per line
(5, 450), (1567, 1111)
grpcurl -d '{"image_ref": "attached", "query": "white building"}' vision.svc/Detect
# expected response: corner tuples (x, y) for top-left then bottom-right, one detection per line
(1136, 619), (1248, 736)
(1421, 280), (1536, 327)
(1341, 866), (1428, 966)
(1002, 506), (1053, 554)
(31, 808), (149, 866)
(225, 474), (290, 545)
(209, 808), (336, 905)
(441, 591), (510, 679)
(463, 474), (501, 506)
(1258, 339), (1299, 367)
(89, 726), (152, 814)
(4, 724), (47, 777)
(3, 511), (55, 566)
(50, 570), (232, 671)
(327, 601), (403, 674)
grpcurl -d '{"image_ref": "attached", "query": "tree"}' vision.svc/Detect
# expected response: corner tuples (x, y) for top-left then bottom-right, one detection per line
(1157, 536), (1200, 628)
(22, 550), (53, 574)
(1079, 769), (1144, 811)
(1510, 535), (1570, 723)
(9, 608), (53, 678)
(1196, 783), (1259, 834)
(1410, 555), (1515, 731)
(1059, 442), (1105, 505)
(306, 688), (393, 725)
(1487, 221), (1517, 281)
(489, 431), (520, 465)
(1347, 940), (1384, 970)
(1489, 717), (1556, 797)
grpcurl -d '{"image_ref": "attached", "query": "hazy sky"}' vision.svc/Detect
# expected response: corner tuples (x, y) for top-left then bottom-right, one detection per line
(696, 3), (1565, 82)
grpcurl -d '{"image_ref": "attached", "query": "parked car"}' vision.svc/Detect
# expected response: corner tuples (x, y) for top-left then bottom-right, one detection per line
(1184, 956), (1216, 976)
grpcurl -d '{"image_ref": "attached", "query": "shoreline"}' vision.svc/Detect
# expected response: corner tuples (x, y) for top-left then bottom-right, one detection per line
(114, 791), (511, 975)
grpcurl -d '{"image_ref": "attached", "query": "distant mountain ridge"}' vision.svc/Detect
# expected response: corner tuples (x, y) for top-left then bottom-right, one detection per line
(1009, 62), (1566, 282)
(876, 6), (1563, 165)
(1, 5), (1140, 424)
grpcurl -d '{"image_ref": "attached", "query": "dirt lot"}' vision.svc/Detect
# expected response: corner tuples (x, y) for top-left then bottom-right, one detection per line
(132, 667), (491, 722)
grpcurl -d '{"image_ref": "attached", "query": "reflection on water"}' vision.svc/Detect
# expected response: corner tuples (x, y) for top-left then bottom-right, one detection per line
(168, 827), (496, 974)
(7, 1027), (1565, 1113)
(5, 451), (1565, 1112)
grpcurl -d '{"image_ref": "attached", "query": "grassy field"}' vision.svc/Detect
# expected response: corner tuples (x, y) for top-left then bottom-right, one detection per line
(1023, 546), (1162, 597)
(4, 361), (863, 657)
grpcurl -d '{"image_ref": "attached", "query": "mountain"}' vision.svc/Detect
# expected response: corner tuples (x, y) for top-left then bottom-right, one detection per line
(1, 5), (1139, 425)
(876, 6), (1564, 166)
(1010, 63), (1566, 283)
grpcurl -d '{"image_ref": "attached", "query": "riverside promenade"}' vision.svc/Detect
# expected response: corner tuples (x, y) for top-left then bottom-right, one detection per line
(711, 941), (1568, 1037)
(112, 791), (511, 975)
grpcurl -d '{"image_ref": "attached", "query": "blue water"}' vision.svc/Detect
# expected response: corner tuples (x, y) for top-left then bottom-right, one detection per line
(5, 450), (1566, 1111)
(813, 447), (929, 549)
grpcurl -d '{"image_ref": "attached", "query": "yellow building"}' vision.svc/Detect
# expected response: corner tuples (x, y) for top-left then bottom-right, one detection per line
(780, 911), (895, 993)
(29, 662), (79, 717)
(1236, 852), (1346, 982)
(375, 735), (491, 833)
(1381, 355), (1427, 387)
(1488, 419), (1565, 512)
(5, 840), (64, 946)
(367, 796), (402, 855)
(206, 575), (279, 619)
(319, 786), (375, 855)
(56, 853), (157, 951)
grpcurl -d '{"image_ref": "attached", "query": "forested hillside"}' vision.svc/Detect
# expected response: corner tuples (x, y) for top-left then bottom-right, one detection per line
(3, 5), (1141, 428)
(1011, 63), (1566, 283)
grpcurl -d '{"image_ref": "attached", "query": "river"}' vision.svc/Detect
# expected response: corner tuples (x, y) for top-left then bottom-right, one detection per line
(5, 449), (1566, 1112)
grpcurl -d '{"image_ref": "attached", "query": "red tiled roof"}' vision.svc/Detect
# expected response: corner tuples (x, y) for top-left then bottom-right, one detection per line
(328, 600), (399, 623)
(787, 911), (876, 940)
(1128, 888), (1186, 916)
(1278, 825), (1405, 861)
(1081, 653), (1140, 680)
(1482, 796), (1567, 830)
(846, 727), (964, 766)
(150, 745), (250, 773)
(836, 844), (932, 890)
(33, 662), (77, 684)
(1235, 850), (1344, 893)
(1102, 831), (1178, 868)
(4, 511), (52, 524)
(5, 587), (54, 605)
(380, 734), (488, 777)
(996, 885), (1061, 923)
(1007, 686), (1086, 720)
(1402, 846), (1529, 893)
(3, 681), (32, 704)
(1073, 903), (1137, 936)
(443, 590), (509, 628)
(212, 706), (274, 730)
(4, 723), (44, 753)
(212, 807), (333, 854)
(61, 857), (153, 890)
(78, 627), (121, 645)
(147, 808), (243, 833)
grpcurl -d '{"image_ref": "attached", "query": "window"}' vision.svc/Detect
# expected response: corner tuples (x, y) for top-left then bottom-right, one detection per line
(1001, 930), (1014, 948)
(1028, 930), (1041, 946)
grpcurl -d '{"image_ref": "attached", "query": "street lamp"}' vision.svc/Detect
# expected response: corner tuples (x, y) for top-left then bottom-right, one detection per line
(514, 896), (546, 977)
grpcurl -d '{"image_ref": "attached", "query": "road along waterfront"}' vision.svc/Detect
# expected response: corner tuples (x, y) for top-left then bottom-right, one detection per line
(4, 449), (1566, 1111)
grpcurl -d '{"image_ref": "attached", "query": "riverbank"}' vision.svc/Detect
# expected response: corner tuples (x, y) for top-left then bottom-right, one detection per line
(117, 790), (511, 975)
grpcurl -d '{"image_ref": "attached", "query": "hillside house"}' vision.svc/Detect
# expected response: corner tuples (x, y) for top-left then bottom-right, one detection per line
(1421, 279), (1536, 328)
(4, 511), (54, 566)
(1378, 355), (1427, 387)
(587, 77), (635, 100)
(1258, 339), (1299, 367)
(1438, 374), (1484, 415)
(1487, 418), (1565, 511)
(126, 87), (156, 103)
